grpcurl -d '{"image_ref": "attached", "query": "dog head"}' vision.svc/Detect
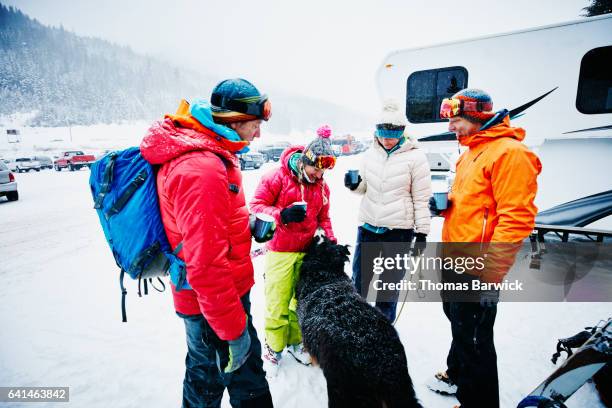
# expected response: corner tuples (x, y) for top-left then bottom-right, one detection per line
(296, 236), (351, 301)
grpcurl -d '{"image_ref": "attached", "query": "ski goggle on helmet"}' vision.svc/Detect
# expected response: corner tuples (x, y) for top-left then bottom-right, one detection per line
(210, 93), (272, 121)
(439, 98), (493, 119)
(303, 150), (337, 170)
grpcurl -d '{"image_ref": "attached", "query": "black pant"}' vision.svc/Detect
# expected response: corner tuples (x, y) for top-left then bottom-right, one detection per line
(351, 226), (414, 322)
(443, 301), (499, 408)
(178, 292), (272, 408)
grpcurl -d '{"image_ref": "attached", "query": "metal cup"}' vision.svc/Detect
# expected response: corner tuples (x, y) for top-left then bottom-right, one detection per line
(433, 192), (449, 210)
(253, 213), (275, 241)
(348, 169), (359, 184)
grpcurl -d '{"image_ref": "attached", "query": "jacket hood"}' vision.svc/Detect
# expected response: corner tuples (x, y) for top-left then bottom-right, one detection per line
(279, 145), (326, 185)
(458, 115), (525, 148)
(280, 145), (304, 169)
(140, 118), (239, 166)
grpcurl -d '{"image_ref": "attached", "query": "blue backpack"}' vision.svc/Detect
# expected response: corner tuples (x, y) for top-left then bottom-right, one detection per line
(89, 147), (190, 322)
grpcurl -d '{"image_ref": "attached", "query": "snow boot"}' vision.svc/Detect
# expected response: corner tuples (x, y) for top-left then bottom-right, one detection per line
(426, 371), (458, 396)
(287, 343), (312, 366)
(263, 343), (282, 378)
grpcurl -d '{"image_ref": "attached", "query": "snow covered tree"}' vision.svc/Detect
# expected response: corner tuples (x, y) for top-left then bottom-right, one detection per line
(582, 0), (612, 16)
(0, 2), (371, 131)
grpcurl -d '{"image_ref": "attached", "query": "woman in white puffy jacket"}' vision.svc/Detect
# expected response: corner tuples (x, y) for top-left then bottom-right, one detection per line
(344, 100), (432, 322)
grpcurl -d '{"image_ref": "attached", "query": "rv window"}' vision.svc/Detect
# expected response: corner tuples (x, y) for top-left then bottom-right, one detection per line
(576, 46), (612, 114)
(406, 66), (468, 123)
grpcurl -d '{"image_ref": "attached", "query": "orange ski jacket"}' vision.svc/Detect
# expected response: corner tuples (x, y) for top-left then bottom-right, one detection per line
(442, 116), (542, 244)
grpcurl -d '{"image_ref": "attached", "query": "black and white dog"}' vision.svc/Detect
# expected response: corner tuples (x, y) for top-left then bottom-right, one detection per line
(296, 237), (422, 408)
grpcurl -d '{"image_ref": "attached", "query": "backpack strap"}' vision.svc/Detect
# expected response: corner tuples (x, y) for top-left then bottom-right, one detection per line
(174, 270), (188, 291)
(169, 242), (190, 291)
(119, 269), (128, 323)
(137, 276), (166, 297)
(150, 277), (166, 292)
(94, 152), (118, 209)
(173, 242), (183, 256)
(106, 169), (148, 218)
(128, 242), (162, 277)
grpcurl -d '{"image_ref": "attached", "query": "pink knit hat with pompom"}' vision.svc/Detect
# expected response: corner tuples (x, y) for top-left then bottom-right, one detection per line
(316, 125), (332, 138)
(302, 124), (336, 169)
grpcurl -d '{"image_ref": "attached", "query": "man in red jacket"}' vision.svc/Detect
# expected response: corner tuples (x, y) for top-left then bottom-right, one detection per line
(140, 78), (273, 408)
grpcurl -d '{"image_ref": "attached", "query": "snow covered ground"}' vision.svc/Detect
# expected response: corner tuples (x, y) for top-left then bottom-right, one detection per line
(0, 127), (609, 408)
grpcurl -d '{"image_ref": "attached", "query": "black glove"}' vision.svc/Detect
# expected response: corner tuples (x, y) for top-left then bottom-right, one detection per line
(479, 289), (499, 308)
(429, 196), (442, 217)
(280, 204), (306, 224)
(413, 233), (427, 255)
(344, 172), (362, 191)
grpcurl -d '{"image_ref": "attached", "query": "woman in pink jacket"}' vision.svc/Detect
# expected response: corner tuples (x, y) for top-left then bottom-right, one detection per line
(250, 125), (337, 375)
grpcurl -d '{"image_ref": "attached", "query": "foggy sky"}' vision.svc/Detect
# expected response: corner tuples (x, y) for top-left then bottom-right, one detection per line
(4, 0), (589, 114)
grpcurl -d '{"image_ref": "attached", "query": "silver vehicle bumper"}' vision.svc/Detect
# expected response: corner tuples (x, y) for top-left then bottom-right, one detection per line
(0, 181), (17, 193)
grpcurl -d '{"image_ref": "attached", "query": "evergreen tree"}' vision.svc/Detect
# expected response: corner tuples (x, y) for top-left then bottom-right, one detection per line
(582, 0), (612, 16)
(0, 2), (370, 131)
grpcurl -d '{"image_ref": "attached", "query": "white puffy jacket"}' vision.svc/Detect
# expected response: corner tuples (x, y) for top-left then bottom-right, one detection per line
(353, 136), (432, 234)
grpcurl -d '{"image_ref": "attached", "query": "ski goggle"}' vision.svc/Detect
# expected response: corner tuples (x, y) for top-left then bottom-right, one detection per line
(303, 150), (336, 170)
(439, 98), (493, 119)
(210, 93), (272, 121)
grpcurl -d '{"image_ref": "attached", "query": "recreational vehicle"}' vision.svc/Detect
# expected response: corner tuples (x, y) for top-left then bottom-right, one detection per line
(376, 14), (612, 231)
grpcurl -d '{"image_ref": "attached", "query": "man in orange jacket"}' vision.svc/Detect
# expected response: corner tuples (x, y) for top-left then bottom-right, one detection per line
(427, 89), (542, 408)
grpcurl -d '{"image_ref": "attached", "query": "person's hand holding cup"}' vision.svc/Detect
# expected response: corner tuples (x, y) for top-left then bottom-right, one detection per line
(344, 170), (361, 191)
(250, 213), (276, 243)
(429, 192), (449, 217)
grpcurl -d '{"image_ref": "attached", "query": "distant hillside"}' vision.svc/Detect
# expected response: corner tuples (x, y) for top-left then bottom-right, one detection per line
(0, 3), (371, 133)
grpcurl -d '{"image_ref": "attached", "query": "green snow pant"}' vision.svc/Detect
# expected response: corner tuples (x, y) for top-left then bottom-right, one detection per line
(264, 251), (305, 353)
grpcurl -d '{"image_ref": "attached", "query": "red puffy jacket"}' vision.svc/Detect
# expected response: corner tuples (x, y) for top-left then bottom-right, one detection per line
(140, 116), (252, 341)
(250, 146), (336, 252)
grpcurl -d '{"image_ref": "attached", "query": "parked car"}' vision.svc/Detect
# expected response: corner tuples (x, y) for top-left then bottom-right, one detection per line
(32, 155), (54, 169)
(331, 135), (360, 156)
(331, 144), (342, 156)
(351, 140), (368, 154)
(3, 159), (16, 172)
(238, 151), (265, 170)
(0, 161), (18, 201)
(13, 157), (41, 173)
(54, 150), (96, 171)
(258, 142), (291, 162)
